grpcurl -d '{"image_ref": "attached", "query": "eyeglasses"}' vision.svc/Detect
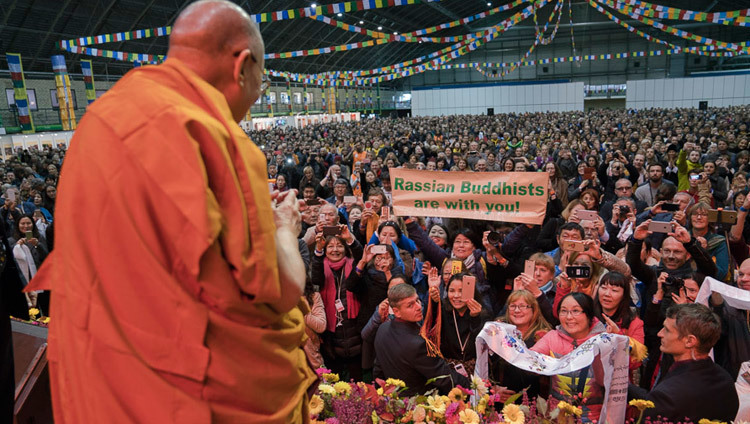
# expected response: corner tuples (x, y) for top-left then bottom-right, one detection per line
(693, 212), (708, 217)
(508, 304), (532, 311)
(559, 309), (584, 317)
(615, 186), (631, 191)
(249, 52), (270, 92)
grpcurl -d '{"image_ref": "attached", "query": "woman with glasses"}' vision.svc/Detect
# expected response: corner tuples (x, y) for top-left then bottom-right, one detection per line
(688, 202), (730, 281)
(492, 290), (552, 398)
(531, 293), (606, 423)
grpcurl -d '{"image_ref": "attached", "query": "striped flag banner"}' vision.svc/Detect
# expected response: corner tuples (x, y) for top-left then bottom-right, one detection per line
(5, 53), (34, 133)
(588, 0), (741, 57)
(51, 55), (77, 131)
(595, 0), (750, 52)
(80, 59), (97, 104)
(608, 0), (749, 25)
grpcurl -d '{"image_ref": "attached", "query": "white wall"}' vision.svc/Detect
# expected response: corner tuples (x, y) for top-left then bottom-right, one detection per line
(626, 73), (750, 109)
(411, 81), (584, 116)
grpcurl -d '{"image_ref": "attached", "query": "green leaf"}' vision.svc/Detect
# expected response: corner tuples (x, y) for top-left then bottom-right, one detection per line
(424, 374), (450, 386)
(503, 391), (523, 406)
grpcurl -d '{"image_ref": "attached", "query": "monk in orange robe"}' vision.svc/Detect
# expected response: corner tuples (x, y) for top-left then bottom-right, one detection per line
(26, 1), (315, 422)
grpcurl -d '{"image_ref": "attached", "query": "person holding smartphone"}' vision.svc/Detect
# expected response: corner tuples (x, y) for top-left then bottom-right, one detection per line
(9, 215), (49, 311)
(422, 273), (489, 376)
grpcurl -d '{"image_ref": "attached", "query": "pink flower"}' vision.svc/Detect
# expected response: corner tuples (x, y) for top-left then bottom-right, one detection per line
(316, 367), (332, 377)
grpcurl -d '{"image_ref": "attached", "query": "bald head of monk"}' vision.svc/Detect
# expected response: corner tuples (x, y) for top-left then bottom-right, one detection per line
(168, 0), (265, 122)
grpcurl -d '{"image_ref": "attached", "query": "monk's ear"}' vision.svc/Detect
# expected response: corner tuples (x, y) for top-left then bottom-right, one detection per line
(232, 49), (251, 86)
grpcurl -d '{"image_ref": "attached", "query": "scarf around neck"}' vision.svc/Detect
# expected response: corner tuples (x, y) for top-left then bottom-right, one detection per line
(320, 257), (360, 332)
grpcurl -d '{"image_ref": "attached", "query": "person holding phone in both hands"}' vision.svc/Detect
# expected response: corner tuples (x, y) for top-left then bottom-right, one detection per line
(421, 272), (490, 378)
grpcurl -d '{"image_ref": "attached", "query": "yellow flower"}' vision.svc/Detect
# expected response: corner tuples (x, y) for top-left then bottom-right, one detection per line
(502, 403), (525, 424)
(376, 387), (384, 396)
(458, 408), (480, 424)
(629, 399), (655, 412)
(309, 395), (324, 416)
(470, 375), (488, 397)
(318, 384), (335, 396)
(557, 401), (583, 417)
(322, 373), (340, 383)
(426, 395), (447, 416)
(40, 317), (50, 324)
(698, 420), (727, 424)
(333, 381), (351, 397)
(447, 387), (465, 403)
(385, 378), (406, 388)
(28, 308), (39, 317)
(412, 406), (427, 422)
(371, 411), (379, 423)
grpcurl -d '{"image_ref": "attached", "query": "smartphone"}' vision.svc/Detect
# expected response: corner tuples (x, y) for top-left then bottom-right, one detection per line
(381, 206), (390, 220)
(707, 209), (738, 225)
(690, 174), (701, 181)
(322, 226), (342, 237)
(524, 259), (535, 277)
(560, 239), (586, 252)
(454, 363), (468, 377)
(451, 260), (463, 275)
(661, 203), (680, 212)
(577, 210), (599, 221)
(566, 266), (591, 279)
(648, 221), (673, 234)
(371, 244), (387, 254)
(6, 190), (15, 202)
(343, 196), (357, 204)
(462, 276), (476, 302)
(365, 201), (373, 209)
(24, 231), (33, 240)
(583, 167), (595, 180)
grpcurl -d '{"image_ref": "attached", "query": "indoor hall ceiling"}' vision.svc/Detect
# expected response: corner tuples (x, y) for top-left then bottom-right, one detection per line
(0, 0), (748, 80)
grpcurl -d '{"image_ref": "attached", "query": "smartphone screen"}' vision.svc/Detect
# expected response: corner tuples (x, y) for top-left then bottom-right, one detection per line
(6, 190), (15, 202)
(322, 226), (341, 237)
(24, 231), (33, 240)
(661, 203), (679, 212)
(566, 266), (591, 279)
(343, 196), (357, 204)
(451, 260), (463, 275)
(561, 240), (586, 252)
(462, 276), (476, 302)
(371, 244), (387, 254)
(381, 206), (389, 220)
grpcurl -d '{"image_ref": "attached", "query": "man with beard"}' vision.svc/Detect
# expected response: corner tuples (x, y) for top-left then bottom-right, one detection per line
(635, 163), (674, 207)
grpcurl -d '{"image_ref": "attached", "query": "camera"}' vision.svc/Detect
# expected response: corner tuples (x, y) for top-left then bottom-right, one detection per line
(487, 231), (505, 247)
(663, 275), (684, 297)
(618, 205), (630, 214)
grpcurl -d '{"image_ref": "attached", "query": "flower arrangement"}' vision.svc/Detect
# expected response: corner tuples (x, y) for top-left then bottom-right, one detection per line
(310, 368), (723, 424)
(10, 308), (50, 327)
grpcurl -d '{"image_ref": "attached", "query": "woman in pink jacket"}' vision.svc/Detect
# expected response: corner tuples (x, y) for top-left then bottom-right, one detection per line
(531, 293), (606, 423)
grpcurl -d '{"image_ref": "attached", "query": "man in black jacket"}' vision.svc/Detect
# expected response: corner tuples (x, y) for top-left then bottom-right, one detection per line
(374, 284), (469, 396)
(627, 219), (718, 388)
(628, 304), (738, 422)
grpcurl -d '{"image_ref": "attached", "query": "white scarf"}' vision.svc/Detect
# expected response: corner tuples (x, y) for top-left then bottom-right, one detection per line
(13, 243), (37, 285)
(617, 219), (634, 243)
(696, 277), (750, 310)
(475, 321), (629, 424)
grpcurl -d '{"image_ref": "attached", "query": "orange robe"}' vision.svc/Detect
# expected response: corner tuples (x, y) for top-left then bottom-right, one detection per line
(27, 59), (315, 423)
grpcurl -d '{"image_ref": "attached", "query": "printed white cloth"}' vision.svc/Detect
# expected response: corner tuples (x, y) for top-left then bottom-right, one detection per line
(475, 321), (629, 424)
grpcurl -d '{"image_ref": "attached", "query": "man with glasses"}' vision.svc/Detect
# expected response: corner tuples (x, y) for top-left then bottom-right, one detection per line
(27, 1), (315, 422)
(599, 178), (647, 223)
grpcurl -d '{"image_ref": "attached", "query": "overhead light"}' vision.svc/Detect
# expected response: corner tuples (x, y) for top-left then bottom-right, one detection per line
(311, 3), (317, 7)
(487, 2), (491, 5)
(393, 31), (398, 35)
(378, 26), (383, 30)
(337, 12), (342, 16)
(359, 20), (364, 24)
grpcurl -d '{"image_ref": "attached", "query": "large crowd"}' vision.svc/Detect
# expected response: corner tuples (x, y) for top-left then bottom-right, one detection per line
(5, 105), (750, 422)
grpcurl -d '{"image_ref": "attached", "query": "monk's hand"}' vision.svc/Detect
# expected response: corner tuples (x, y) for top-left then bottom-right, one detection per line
(272, 189), (301, 235)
